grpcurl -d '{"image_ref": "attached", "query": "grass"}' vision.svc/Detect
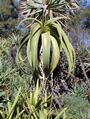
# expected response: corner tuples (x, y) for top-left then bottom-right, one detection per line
(62, 83), (90, 119)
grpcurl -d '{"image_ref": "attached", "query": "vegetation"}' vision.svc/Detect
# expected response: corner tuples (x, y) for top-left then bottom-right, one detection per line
(0, 0), (11, 14)
(0, 0), (90, 119)
(17, 0), (75, 80)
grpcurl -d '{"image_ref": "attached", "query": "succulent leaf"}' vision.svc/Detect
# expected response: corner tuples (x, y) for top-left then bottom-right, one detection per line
(42, 31), (51, 72)
(50, 35), (60, 73)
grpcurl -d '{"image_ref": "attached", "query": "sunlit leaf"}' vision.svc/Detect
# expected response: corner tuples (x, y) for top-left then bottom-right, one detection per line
(42, 31), (51, 72)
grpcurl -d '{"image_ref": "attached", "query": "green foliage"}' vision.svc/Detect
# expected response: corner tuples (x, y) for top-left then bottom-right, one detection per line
(0, 84), (7, 110)
(17, 19), (75, 77)
(21, 0), (79, 19)
(63, 83), (90, 119)
(1, 1), (89, 119)
(6, 88), (21, 119)
(0, 36), (31, 96)
(0, 88), (24, 119)
(0, 0), (11, 14)
(0, 37), (67, 118)
(16, 0), (77, 78)
(0, 79), (67, 119)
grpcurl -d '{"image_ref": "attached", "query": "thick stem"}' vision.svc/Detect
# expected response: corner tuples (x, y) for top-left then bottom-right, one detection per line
(49, 9), (53, 19)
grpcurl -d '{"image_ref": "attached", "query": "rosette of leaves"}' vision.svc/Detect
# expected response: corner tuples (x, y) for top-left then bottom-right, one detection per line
(17, 0), (76, 78)
(19, 0), (79, 19)
(17, 17), (75, 77)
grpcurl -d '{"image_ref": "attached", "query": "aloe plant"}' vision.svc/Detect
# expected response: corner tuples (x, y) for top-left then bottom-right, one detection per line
(19, 0), (79, 19)
(16, 0), (77, 78)
(17, 19), (75, 77)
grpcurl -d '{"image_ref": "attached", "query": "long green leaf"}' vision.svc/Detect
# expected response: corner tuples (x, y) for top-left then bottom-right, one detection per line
(52, 22), (75, 73)
(0, 110), (5, 119)
(31, 29), (41, 71)
(55, 108), (67, 119)
(17, 22), (41, 67)
(61, 38), (73, 74)
(39, 110), (47, 119)
(42, 31), (51, 72)
(31, 23), (41, 36)
(19, 17), (42, 26)
(16, 34), (30, 64)
(6, 88), (21, 119)
(58, 21), (75, 67)
(34, 80), (39, 106)
(15, 109), (25, 119)
(45, 16), (67, 25)
(27, 23), (41, 71)
(7, 100), (12, 119)
(50, 35), (60, 73)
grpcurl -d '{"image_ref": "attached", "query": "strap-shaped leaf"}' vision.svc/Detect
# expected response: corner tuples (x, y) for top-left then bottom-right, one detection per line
(19, 17), (42, 27)
(16, 23), (41, 68)
(31, 22), (41, 36)
(39, 110), (47, 119)
(55, 108), (67, 119)
(16, 34), (30, 64)
(52, 22), (75, 73)
(27, 23), (41, 67)
(31, 29), (41, 71)
(45, 16), (67, 25)
(34, 80), (39, 106)
(27, 35), (32, 67)
(42, 31), (51, 72)
(6, 88), (21, 119)
(49, 25), (61, 48)
(50, 35), (60, 73)
(61, 38), (73, 73)
(61, 33), (75, 71)
(59, 26), (75, 72)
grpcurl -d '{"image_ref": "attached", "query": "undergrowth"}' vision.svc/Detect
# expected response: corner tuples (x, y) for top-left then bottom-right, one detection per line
(0, 34), (90, 118)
